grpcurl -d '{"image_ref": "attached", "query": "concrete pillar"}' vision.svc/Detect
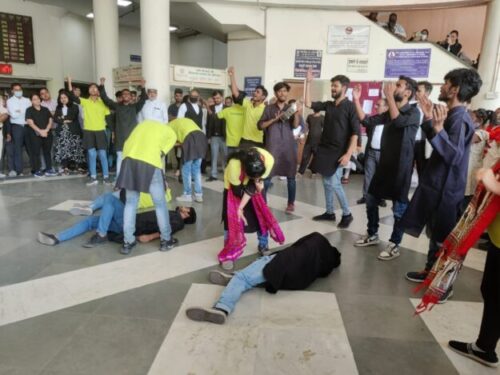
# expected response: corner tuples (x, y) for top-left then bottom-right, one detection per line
(140, 0), (170, 103)
(92, 0), (119, 93)
(472, 0), (500, 109)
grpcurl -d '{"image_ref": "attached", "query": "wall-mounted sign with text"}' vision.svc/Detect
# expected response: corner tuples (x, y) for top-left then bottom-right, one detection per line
(244, 76), (262, 96)
(173, 65), (226, 86)
(346, 58), (369, 73)
(327, 25), (370, 55)
(294, 49), (322, 78)
(384, 48), (431, 78)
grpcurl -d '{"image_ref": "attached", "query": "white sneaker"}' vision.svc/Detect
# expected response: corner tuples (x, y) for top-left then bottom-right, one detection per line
(279, 176), (287, 181)
(176, 194), (193, 202)
(86, 178), (98, 186)
(194, 194), (203, 203)
(378, 242), (400, 261)
(69, 206), (93, 216)
(354, 234), (380, 247)
(8, 171), (17, 177)
(0, 173), (5, 178)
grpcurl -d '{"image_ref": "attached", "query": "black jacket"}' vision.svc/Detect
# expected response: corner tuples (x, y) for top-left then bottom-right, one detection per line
(263, 232), (341, 294)
(54, 104), (81, 136)
(206, 105), (226, 139)
(439, 41), (462, 56)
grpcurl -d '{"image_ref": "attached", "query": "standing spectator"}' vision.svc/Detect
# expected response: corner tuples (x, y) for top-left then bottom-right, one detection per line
(53, 91), (85, 174)
(304, 69), (359, 228)
(224, 96), (233, 107)
(25, 94), (57, 177)
(298, 108), (324, 176)
(384, 13), (407, 39)
(352, 79), (420, 260)
(227, 67), (268, 149)
(402, 69), (482, 296)
(170, 118), (208, 203)
(414, 81), (433, 179)
(98, 77), (146, 177)
(72, 86), (84, 130)
(130, 91), (138, 104)
(0, 97), (8, 178)
(139, 88), (168, 123)
(356, 98), (388, 204)
(67, 76), (111, 186)
(206, 90), (227, 181)
(438, 30), (462, 56)
(168, 88), (183, 121)
(177, 89), (203, 129)
(39, 87), (57, 116)
(217, 101), (244, 154)
(116, 120), (178, 255)
(258, 82), (301, 213)
(6, 83), (31, 177)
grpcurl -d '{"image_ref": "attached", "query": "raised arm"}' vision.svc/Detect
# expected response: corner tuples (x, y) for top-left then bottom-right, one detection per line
(383, 82), (400, 120)
(135, 80), (147, 112)
(98, 78), (117, 110)
(66, 76), (81, 104)
(227, 67), (240, 99)
(304, 68), (313, 108)
(352, 84), (366, 121)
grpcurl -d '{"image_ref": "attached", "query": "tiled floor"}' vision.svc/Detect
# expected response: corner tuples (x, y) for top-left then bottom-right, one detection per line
(0, 172), (495, 375)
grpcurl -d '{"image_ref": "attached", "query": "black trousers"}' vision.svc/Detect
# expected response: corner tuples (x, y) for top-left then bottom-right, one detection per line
(476, 241), (500, 353)
(26, 128), (53, 172)
(298, 143), (317, 174)
(414, 140), (427, 180)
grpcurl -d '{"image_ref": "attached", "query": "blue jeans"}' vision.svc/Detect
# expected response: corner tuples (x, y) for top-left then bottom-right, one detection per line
(215, 254), (275, 314)
(263, 176), (296, 205)
(223, 229), (268, 249)
(181, 158), (202, 195)
(88, 148), (109, 179)
(210, 136), (227, 178)
(89, 191), (120, 212)
(363, 148), (380, 198)
(366, 193), (408, 246)
(57, 195), (124, 241)
(116, 151), (123, 178)
(322, 167), (351, 216)
(123, 168), (171, 244)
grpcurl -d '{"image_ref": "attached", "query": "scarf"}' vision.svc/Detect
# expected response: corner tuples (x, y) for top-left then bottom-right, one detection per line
(415, 160), (500, 313)
(218, 181), (285, 263)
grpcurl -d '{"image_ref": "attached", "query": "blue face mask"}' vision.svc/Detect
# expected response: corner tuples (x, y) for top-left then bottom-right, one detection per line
(14, 91), (23, 98)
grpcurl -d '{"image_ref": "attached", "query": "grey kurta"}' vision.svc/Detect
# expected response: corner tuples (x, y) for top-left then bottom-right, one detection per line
(258, 103), (297, 177)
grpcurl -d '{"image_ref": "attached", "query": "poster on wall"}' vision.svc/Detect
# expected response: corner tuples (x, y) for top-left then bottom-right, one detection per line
(294, 49), (322, 78)
(347, 81), (383, 135)
(327, 25), (370, 55)
(244, 76), (262, 96)
(173, 65), (226, 86)
(384, 49), (431, 78)
(346, 57), (369, 73)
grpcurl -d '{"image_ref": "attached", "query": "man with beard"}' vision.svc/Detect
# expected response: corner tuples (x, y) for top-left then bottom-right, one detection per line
(352, 77), (420, 260)
(227, 67), (268, 149)
(177, 89), (203, 129)
(258, 82), (301, 213)
(304, 69), (360, 228)
(402, 69), (482, 301)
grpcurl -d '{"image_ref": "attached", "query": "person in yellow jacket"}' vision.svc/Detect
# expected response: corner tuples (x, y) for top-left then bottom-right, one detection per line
(169, 118), (208, 203)
(116, 120), (177, 255)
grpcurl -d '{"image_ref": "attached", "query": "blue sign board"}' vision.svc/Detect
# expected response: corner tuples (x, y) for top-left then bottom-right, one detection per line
(130, 54), (142, 63)
(384, 48), (431, 78)
(294, 49), (322, 78)
(244, 76), (262, 96)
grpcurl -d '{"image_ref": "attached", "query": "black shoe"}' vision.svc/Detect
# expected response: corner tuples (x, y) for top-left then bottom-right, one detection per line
(337, 214), (353, 229)
(178, 176), (183, 183)
(448, 341), (498, 368)
(37, 232), (59, 246)
(313, 212), (336, 221)
(160, 237), (179, 251)
(405, 270), (429, 283)
(83, 233), (108, 248)
(356, 197), (366, 204)
(206, 176), (217, 182)
(120, 241), (137, 255)
(437, 287), (454, 304)
(379, 199), (387, 207)
(258, 245), (271, 257)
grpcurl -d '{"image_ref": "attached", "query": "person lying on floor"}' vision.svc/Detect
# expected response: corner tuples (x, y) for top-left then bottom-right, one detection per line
(37, 191), (196, 248)
(185, 232), (340, 324)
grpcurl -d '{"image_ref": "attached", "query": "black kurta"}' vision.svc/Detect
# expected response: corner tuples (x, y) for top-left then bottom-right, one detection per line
(363, 103), (420, 202)
(399, 106), (475, 242)
(310, 99), (360, 176)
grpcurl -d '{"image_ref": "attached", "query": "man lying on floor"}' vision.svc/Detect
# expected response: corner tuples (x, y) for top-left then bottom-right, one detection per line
(37, 191), (196, 248)
(186, 232), (340, 324)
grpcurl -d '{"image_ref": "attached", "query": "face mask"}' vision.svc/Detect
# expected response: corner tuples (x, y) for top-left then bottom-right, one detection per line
(189, 97), (198, 104)
(14, 91), (23, 98)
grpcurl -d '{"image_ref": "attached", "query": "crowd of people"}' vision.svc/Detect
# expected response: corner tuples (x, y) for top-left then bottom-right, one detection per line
(0, 64), (498, 368)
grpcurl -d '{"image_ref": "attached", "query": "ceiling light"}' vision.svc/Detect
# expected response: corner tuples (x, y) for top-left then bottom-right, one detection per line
(86, 12), (94, 19)
(117, 0), (132, 6)
(170, 26), (178, 32)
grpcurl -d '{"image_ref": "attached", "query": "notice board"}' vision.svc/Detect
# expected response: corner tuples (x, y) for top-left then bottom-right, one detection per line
(0, 12), (35, 64)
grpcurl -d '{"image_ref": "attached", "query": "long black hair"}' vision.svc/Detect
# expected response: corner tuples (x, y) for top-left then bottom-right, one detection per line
(227, 148), (266, 178)
(57, 90), (74, 109)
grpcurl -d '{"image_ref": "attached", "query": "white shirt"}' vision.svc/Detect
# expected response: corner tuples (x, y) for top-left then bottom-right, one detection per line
(370, 124), (384, 150)
(139, 99), (168, 123)
(7, 96), (31, 126)
(214, 103), (223, 114)
(415, 105), (424, 141)
(177, 102), (200, 118)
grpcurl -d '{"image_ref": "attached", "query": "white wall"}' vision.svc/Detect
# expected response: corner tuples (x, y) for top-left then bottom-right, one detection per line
(119, 25), (142, 67)
(227, 38), (266, 87)
(263, 8), (469, 97)
(171, 34), (227, 69)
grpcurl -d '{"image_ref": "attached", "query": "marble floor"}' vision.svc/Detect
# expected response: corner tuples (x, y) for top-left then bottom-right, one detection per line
(0, 172), (497, 375)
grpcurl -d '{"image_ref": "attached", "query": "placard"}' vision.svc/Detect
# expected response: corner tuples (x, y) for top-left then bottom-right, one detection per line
(244, 76), (262, 96)
(173, 65), (225, 86)
(0, 12), (35, 64)
(294, 49), (322, 78)
(327, 25), (370, 55)
(130, 54), (142, 63)
(384, 49), (431, 78)
(346, 57), (368, 73)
